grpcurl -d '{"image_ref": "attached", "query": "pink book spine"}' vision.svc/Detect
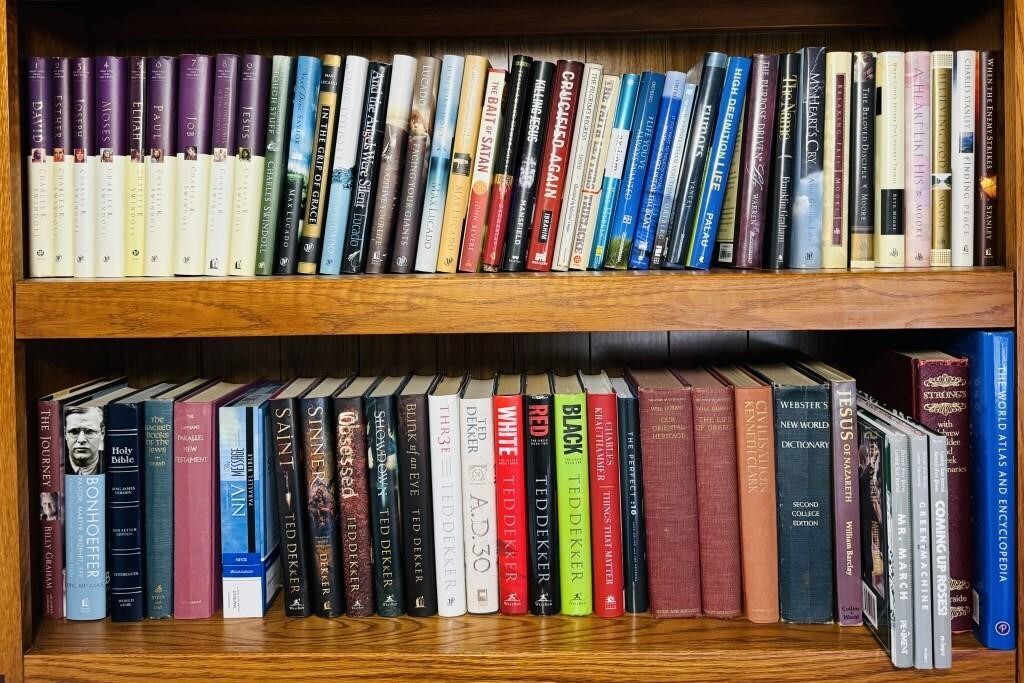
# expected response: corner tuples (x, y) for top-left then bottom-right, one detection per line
(905, 51), (931, 267)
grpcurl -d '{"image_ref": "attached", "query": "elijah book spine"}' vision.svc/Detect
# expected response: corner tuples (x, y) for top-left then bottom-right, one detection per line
(125, 56), (146, 276)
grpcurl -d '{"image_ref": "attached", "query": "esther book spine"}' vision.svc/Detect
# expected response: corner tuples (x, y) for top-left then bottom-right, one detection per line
(905, 51), (932, 267)
(930, 51), (953, 266)
(269, 396), (312, 617)
(428, 390), (467, 616)
(143, 57), (177, 277)
(173, 54), (214, 275)
(874, 52), (906, 267)
(525, 392), (559, 614)
(332, 394), (375, 616)
(107, 401), (146, 621)
(50, 57), (73, 276)
(94, 56), (128, 278)
(733, 55), (778, 269)
(227, 55), (270, 276)
(553, 385), (592, 616)
(301, 394), (344, 617)
(71, 57), (96, 277)
(64, 411), (106, 620)
(587, 390), (624, 617)
(365, 54), (417, 274)
(125, 56), (146, 276)
(461, 388), (499, 613)
(389, 56), (439, 273)
(143, 398), (174, 618)
(822, 52), (852, 269)
(38, 397), (64, 617)
(787, 46), (825, 269)
(319, 56), (368, 275)
(952, 50), (977, 266)
(296, 55), (342, 274)
(494, 392), (529, 615)
(849, 51), (876, 268)
(26, 57), (53, 278)
(367, 392), (405, 616)
(203, 54), (240, 276)
(397, 390), (438, 616)
(976, 51), (998, 266)
(254, 55), (294, 275)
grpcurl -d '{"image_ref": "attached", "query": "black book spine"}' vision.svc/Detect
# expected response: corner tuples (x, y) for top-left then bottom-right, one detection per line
(663, 52), (729, 269)
(270, 397), (312, 617)
(766, 53), (801, 269)
(301, 395), (345, 617)
(502, 60), (555, 272)
(524, 393), (559, 615)
(106, 402), (145, 622)
(397, 391), (437, 616)
(341, 62), (391, 274)
(366, 393), (405, 616)
(848, 52), (875, 266)
(616, 393), (648, 614)
(273, 173), (303, 274)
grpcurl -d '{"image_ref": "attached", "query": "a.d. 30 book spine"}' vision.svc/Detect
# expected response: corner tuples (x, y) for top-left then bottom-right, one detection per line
(874, 52), (906, 268)
(143, 57), (178, 277)
(767, 53), (800, 269)
(460, 382), (499, 613)
(94, 56), (128, 278)
(333, 393), (376, 616)
(254, 56), (294, 275)
(951, 50), (976, 267)
(269, 396), (312, 617)
(904, 51), (931, 267)
(49, 57), (73, 276)
(849, 52), (876, 268)
(397, 387), (438, 616)
(301, 393), (344, 617)
(367, 391), (405, 615)
(25, 57), (53, 278)
(70, 57), (97, 277)
(976, 51), (998, 266)
(203, 54), (240, 276)
(173, 54), (213, 276)
(788, 47), (825, 269)
(929, 51), (953, 267)
(524, 392), (559, 614)
(125, 56), (146, 277)
(822, 52), (851, 270)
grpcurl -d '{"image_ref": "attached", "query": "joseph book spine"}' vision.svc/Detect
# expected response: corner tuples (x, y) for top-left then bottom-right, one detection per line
(766, 53), (800, 268)
(849, 52), (876, 268)
(94, 56), (128, 278)
(397, 392), (438, 616)
(367, 393), (405, 616)
(494, 393), (529, 615)
(733, 55), (778, 269)
(788, 47), (825, 269)
(203, 54), (240, 276)
(143, 399), (174, 618)
(976, 50), (998, 265)
(173, 54), (213, 275)
(951, 50), (976, 266)
(525, 393), (559, 614)
(107, 402), (145, 621)
(821, 52), (851, 269)
(428, 392), (467, 616)
(904, 51), (931, 267)
(38, 398), (63, 617)
(333, 395), (375, 616)
(125, 56), (146, 276)
(929, 51), (953, 267)
(227, 55), (270, 276)
(143, 57), (178, 277)
(254, 55), (294, 275)
(26, 57), (54, 278)
(51, 57), (73, 276)
(269, 397), (312, 617)
(71, 57), (96, 277)
(301, 395), (344, 617)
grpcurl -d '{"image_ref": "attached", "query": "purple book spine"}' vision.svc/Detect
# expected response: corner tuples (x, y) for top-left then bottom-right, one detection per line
(212, 54), (239, 153)
(50, 58), (71, 154)
(26, 57), (52, 154)
(147, 57), (177, 154)
(236, 55), (270, 155)
(71, 58), (94, 155)
(177, 54), (214, 155)
(95, 56), (127, 156)
(734, 54), (778, 269)
(830, 378), (862, 625)
(129, 57), (146, 159)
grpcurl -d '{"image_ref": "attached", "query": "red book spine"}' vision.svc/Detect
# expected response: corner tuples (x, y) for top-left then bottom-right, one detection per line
(39, 398), (64, 618)
(459, 70), (506, 273)
(587, 391), (624, 617)
(494, 393), (529, 614)
(690, 385), (742, 618)
(525, 60), (583, 271)
(482, 174), (515, 270)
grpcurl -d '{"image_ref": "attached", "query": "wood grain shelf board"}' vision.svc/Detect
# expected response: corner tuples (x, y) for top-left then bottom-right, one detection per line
(14, 269), (1015, 339)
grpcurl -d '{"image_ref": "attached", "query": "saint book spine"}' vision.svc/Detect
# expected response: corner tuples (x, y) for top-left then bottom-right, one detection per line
(553, 387), (591, 615)
(301, 393), (344, 617)
(767, 53), (800, 269)
(125, 56), (146, 276)
(460, 391), (499, 613)
(525, 392), (559, 614)
(367, 392), (405, 616)
(38, 396), (64, 617)
(333, 394), (375, 617)
(951, 50), (976, 266)
(874, 52), (906, 268)
(976, 50), (998, 266)
(71, 57), (97, 277)
(822, 52), (852, 269)
(203, 54), (240, 276)
(428, 391), (467, 616)
(143, 57), (178, 277)
(587, 391), (623, 617)
(173, 54), (214, 276)
(904, 51), (931, 267)
(929, 51), (953, 267)
(254, 55), (294, 275)
(94, 56), (128, 278)
(788, 46), (825, 269)
(397, 390), (438, 616)
(107, 401), (146, 621)
(269, 396), (312, 617)
(494, 393), (529, 615)
(26, 57), (54, 278)
(50, 57), (73, 276)
(849, 51), (876, 268)
(144, 398), (175, 618)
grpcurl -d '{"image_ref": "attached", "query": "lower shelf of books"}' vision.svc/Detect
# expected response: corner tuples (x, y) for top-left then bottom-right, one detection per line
(27, 610), (1013, 682)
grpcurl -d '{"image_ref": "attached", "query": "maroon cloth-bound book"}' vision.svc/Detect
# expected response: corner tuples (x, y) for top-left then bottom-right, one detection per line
(858, 350), (972, 632)
(626, 368), (701, 617)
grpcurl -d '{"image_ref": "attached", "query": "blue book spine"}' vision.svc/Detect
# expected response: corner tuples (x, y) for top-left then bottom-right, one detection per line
(589, 74), (640, 270)
(65, 473), (106, 620)
(628, 71), (686, 269)
(652, 82), (697, 267)
(789, 46), (826, 269)
(286, 57), (322, 180)
(685, 56), (751, 269)
(949, 331), (1017, 649)
(602, 71), (665, 270)
(144, 399), (174, 618)
(106, 402), (145, 621)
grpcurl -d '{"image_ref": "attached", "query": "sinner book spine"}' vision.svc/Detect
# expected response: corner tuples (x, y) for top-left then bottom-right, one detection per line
(301, 393), (344, 617)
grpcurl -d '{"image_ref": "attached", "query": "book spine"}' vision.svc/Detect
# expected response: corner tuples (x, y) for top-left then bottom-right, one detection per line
(203, 54), (240, 276)
(218, 405), (260, 617)
(494, 393), (529, 615)
(788, 47), (825, 269)
(365, 55), (418, 274)
(458, 68), (508, 272)
(390, 57), (440, 273)
(461, 394), (498, 613)
(301, 395), (344, 617)
(415, 55), (465, 273)
(904, 52), (931, 267)
(951, 51), (976, 266)
(525, 393), (559, 614)
(857, 414), (894, 654)
(503, 61), (555, 271)
(71, 57), (96, 277)
(553, 390), (591, 615)
(173, 54), (214, 276)
(616, 393), (647, 613)
(26, 57), (54, 277)
(65, 472), (105, 619)
(889, 429), (914, 667)
(909, 426), (934, 667)
(273, 56), (322, 275)
(319, 57), (369, 275)
(107, 403), (144, 621)
(628, 71), (684, 270)
(270, 397), (312, 617)
(767, 53), (800, 269)
(712, 106), (743, 266)
(333, 396), (375, 616)
(822, 52), (852, 269)
(125, 57), (146, 276)
(829, 380), (861, 625)
(652, 81), (697, 269)
(254, 56), (294, 275)
(587, 392), (623, 617)
(733, 55), (778, 269)
(929, 434), (952, 666)
(367, 394), (405, 616)
(143, 400), (174, 618)
(436, 55), (489, 273)
(849, 52), (876, 268)
(95, 56), (128, 277)
(397, 392), (438, 616)
(686, 57), (751, 269)
(602, 70), (664, 270)
(340, 62), (390, 274)
(428, 392), (467, 616)
(552, 63), (603, 271)
(482, 56), (532, 271)
(975, 51), (998, 266)
(143, 57), (177, 277)
(227, 55), (270, 276)
(296, 55), (342, 274)
(38, 399), (63, 617)
(930, 51), (953, 266)
(874, 52), (906, 267)
(50, 57), (73, 276)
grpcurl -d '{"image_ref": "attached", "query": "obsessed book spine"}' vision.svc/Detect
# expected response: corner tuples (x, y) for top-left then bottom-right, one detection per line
(951, 50), (976, 267)
(904, 51), (931, 267)
(94, 56), (128, 278)
(976, 51), (998, 266)
(397, 391), (438, 616)
(26, 57), (53, 278)
(367, 393), (405, 616)
(173, 54), (214, 276)
(849, 52), (876, 268)
(301, 394), (344, 617)
(525, 392), (559, 614)
(821, 52), (851, 270)
(144, 398), (174, 618)
(929, 51), (953, 267)
(143, 57), (178, 277)
(493, 392), (529, 615)
(269, 396), (312, 617)
(227, 55), (270, 276)
(587, 391), (623, 617)
(50, 57), (73, 276)
(733, 55), (778, 269)
(767, 53), (799, 269)
(788, 47), (825, 270)
(428, 391), (467, 616)
(203, 54), (240, 276)
(125, 56), (146, 276)
(333, 395), (375, 617)
(71, 57), (96, 277)
(254, 56), (294, 275)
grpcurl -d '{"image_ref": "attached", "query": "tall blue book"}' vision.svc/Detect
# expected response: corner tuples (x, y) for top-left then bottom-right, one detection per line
(789, 46), (826, 269)
(219, 382), (284, 618)
(628, 71), (686, 270)
(948, 330), (1017, 649)
(685, 56), (751, 269)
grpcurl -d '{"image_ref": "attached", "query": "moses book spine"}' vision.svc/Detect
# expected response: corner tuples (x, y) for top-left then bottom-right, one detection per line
(143, 56), (178, 277)
(203, 54), (240, 276)
(428, 390), (467, 616)
(301, 393), (344, 617)
(929, 51), (953, 267)
(976, 51), (998, 265)
(951, 50), (976, 266)
(107, 400), (146, 621)
(525, 392), (559, 614)
(766, 53), (800, 268)
(822, 52), (852, 269)
(333, 394), (375, 617)
(144, 397), (175, 618)
(254, 55), (294, 275)
(849, 51), (876, 268)
(904, 51), (931, 267)
(367, 392), (405, 616)
(50, 57), (73, 276)
(397, 390), (438, 616)
(788, 46), (825, 269)
(71, 57), (97, 276)
(269, 396), (312, 617)
(26, 57), (53, 278)
(94, 56), (128, 277)
(494, 392), (529, 615)
(587, 390), (623, 617)
(173, 54), (213, 275)
(125, 56), (146, 276)
(227, 55), (270, 276)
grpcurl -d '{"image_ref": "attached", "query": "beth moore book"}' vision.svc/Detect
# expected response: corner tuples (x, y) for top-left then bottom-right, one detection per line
(874, 52), (906, 268)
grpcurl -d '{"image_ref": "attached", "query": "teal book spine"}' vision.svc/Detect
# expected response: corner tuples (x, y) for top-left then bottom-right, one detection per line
(144, 399), (174, 618)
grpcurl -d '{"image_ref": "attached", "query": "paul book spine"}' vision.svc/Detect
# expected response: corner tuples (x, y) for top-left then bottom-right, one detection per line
(50, 57), (73, 276)
(301, 394), (344, 617)
(494, 392), (529, 615)
(71, 57), (96, 277)
(615, 388), (647, 613)
(203, 54), (240, 276)
(254, 55), (294, 275)
(428, 391), (467, 616)
(788, 46), (825, 269)
(367, 392), (405, 616)
(38, 396), (64, 617)
(143, 57), (177, 277)
(227, 55), (270, 276)
(767, 53), (800, 268)
(107, 401), (145, 621)
(554, 389), (591, 615)
(94, 56), (128, 278)
(905, 51), (931, 267)
(397, 390), (438, 616)
(461, 390), (499, 613)
(733, 55), (778, 269)
(849, 52), (876, 268)
(525, 392), (559, 614)
(143, 398), (174, 618)
(296, 55), (342, 274)
(651, 78), (697, 269)
(822, 52), (852, 269)
(173, 54), (214, 276)
(975, 51), (998, 266)
(587, 390), (623, 617)
(828, 378), (862, 625)
(125, 56), (146, 276)
(269, 396), (312, 617)
(333, 395), (375, 616)
(951, 50), (976, 266)
(26, 57), (53, 277)
(930, 51), (953, 267)
(874, 52), (906, 267)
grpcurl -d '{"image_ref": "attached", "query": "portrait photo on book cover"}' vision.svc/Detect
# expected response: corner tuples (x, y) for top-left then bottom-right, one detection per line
(859, 429), (884, 592)
(150, 147), (164, 163)
(39, 491), (59, 521)
(64, 405), (104, 476)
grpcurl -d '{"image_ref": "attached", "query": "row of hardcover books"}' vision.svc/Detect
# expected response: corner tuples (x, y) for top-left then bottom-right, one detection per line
(39, 333), (1014, 662)
(24, 47), (999, 278)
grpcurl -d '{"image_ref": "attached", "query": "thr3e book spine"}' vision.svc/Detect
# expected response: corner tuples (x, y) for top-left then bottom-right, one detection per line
(904, 51), (931, 267)
(609, 378), (647, 613)
(822, 52), (852, 270)
(929, 51), (953, 267)
(976, 51), (998, 266)
(70, 57), (96, 276)
(203, 54), (240, 276)
(254, 55), (295, 275)
(874, 52), (906, 267)
(951, 50), (976, 266)
(296, 55), (343, 274)
(94, 56), (128, 278)
(173, 54), (214, 276)
(849, 51), (876, 268)
(143, 57), (178, 277)
(367, 379), (406, 616)
(460, 377), (499, 613)
(493, 375), (529, 615)
(25, 57), (53, 277)
(788, 46), (825, 269)
(767, 52), (800, 269)
(125, 56), (146, 276)
(50, 57), (73, 276)
(524, 375), (559, 614)
(428, 377), (468, 616)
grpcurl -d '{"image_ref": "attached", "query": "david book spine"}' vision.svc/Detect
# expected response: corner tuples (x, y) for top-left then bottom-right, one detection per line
(554, 389), (592, 615)
(414, 55), (465, 273)
(319, 56), (369, 275)
(976, 51), (998, 266)
(367, 393), (405, 616)
(494, 392), (529, 615)
(227, 55), (270, 276)
(461, 392), (499, 613)
(652, 76), (697, 269)
(874, 52), (906, 267)
(365, 55), (417, 274)
(203, 54), (240, 276)
(390, 56), (439, 273)
(173, 54), (214, 276)
(273, 56), (321, 275)
(143, 398), (174, 618)
(125, 56), (146, 276)
(254, 56), (294, 275)
(849, 52), (876, 268)
(616, 390), (647, 613)
(397, 390), (438, 616)
(269, 396), (312, 617)
(65, 470), (105, 619)
(340, 61), (390, 274)
(94, 56), (128, 277)
(930, 52), (953, 267)
(333, 395), (375, 617)
(50, 57), (73, 276)
(904, 51), (931, 267)
(482, 55), (532, 272)
(928, 432), (952, 667)
(143, 57), (177, 277)
(107, 401), (145, 621)
(767, 53), (800, 269)
(951, 50), (976, 266)
(822, 52), (852, 270)
(301, 394), (344, 617)
(733, 54), (778, 269)
(296, 55), (342, 274)
(502, 61), (555, 271)
(71, 57), (96, 277)
(428, 391), (467, 616)
(38, 396), (64, 617)
(26, 57), (54, 277)
(587, 391), (623, 617)
(525, 393), (559, 614)
(828, 378), (862, 625)
(788, 46), (825, 269)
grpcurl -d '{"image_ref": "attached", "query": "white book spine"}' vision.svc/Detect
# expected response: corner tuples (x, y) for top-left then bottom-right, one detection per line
(125, 155), (146, 276)
(26, 152), (54, 277)
(73, 156), (97, 277)
(822, 52), (852, 269)
(888, 432), (914, 668)
(951, 50), (976, 266)
(204, 149), (236, 275)
(52, 154), (73, 276)
(174, 152), (211, 275)
(873, 52), (905, 268)
(429, 392), (467, 616)
(228, 154), (266, 276)
(928, 435), (952, 669)
(459, 394), (497, 614)
(909, 432), (933, 669)
(144, 156), (176, 276)
(552, 63), (603, 271)
(94, 153), (127, 277)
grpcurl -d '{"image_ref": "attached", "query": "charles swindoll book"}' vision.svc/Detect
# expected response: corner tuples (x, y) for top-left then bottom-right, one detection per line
(144, 56), (178, 277)
(125, 56), (146, 276)
(25, 57), (53, 278)
(254, 55), (295, 275)
(71, 57), (96, 277)
(95, 56), (128, 278)
(174, 54), (214, 276)
(227, 55), (270, 276)
(50, 57), (73, 276)
(203, 54), (239, 276)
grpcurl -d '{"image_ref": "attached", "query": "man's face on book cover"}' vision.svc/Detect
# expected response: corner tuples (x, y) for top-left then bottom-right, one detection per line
(65, 408), (103, 475)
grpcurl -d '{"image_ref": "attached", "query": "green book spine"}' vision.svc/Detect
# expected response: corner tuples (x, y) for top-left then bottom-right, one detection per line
(553, 390), (592, 615)
(255, 56), (295, 275)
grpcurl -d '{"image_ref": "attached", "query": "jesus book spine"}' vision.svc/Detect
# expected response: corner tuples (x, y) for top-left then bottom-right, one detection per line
(94, 56), (128, 277)
(143, 57), (177, 276)
(821, 52), (851, 269)
(125, 56), (146, 276)
(929, 51), (953, 267)
(975, 50), (998, 266)
(173, 54), (214, 275)
(26, 57), (53, 278)
(203, 54), (239, 276)
(50, 57), (73, 276)
(951, 50), (976, 267)
(904, 51), (931, 267)
(874, 52), (906, 268)
(254, 56), (294, 275)
(332, 394), (375, 616)
(71, 58), (97, 277)
(227, 55), (270, 276)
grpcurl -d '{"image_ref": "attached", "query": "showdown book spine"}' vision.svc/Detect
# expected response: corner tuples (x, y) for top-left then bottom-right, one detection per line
(849, 52), (876, 268)
(254, 55), (295, 275)
(951, 50), (976, 267)
(94, 56), (128, 278)
(71, 57), (96, 277)
(173, 54), (214, 276)
(269, 396), (312, 617)
(333, 394), (376, 616)
(494, 392), (529, 615)
(822, 52), (852, 269)
(976, 51), (998, 266)
(50, 57), (73, 276)
(125, 56), (146, 277)
(929, 51), (953, 267)
(26, 57), (53, 275)
(788, 46), (825, 269)
(397, 390), (438, 616)
(733, 55), (778, 269)
(767, 53), (800, 269)
(525, 392), (559, 614)
(428, 391), (467, 616)
(301, 393), (344, 617)
(905, 51), (931, 267)
(203, 54), (240, 276)
(367, 392), (405, 616)
(143, 57), (178, 277)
